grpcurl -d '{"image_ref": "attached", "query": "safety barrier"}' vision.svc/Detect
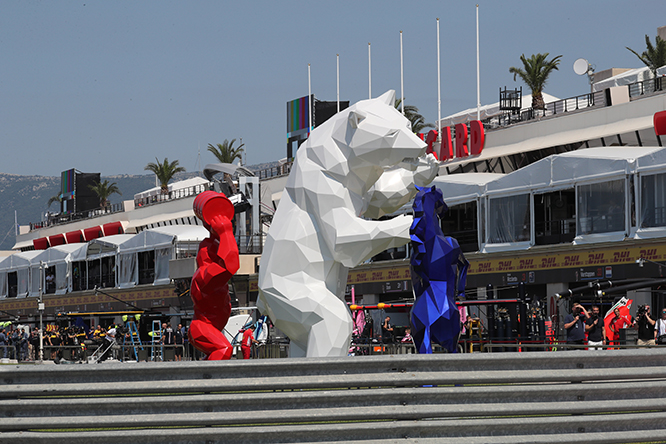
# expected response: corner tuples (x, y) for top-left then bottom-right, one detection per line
(1, 349), (666, 443)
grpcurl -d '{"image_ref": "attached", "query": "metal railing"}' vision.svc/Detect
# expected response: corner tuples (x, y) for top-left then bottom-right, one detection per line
(236, 234), (264, 254)
(2, 350), (666, 443)
(256, 161), (293, 179)
(482, 91), (604, 130)
(133, 183), (209, 208)
(30, 203), (125, 232)
(629, 75), (665, 98)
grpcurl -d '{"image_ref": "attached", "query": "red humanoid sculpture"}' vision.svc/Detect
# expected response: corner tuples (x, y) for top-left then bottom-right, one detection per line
(189, 191), (239, 360)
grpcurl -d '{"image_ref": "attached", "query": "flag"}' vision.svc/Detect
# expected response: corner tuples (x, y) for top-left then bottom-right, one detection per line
(604, 297), (633, 341)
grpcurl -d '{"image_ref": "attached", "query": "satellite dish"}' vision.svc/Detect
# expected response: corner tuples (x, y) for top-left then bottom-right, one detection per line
(573, 58), (589, 76)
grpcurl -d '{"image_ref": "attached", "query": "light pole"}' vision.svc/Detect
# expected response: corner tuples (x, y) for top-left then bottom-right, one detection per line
(38, 261), (44, 362)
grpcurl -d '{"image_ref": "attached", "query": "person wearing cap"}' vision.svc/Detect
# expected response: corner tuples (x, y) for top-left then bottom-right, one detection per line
(241, 325), (258, 360)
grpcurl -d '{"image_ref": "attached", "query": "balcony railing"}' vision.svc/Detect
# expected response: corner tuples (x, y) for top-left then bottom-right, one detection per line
(256, 162), (292, 180)
(482, 91), (604, 130)
(629, 76), (665, 98)
(30, 203), (125, 232)
(134, 183), (209, 208)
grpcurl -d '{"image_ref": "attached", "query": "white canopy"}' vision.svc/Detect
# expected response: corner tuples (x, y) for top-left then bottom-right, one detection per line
(115, 227), (208, 288)
(431, 173), (504, 205)
(0, 251), (42, 298)
(32, 243), (88, 265)
(28, 244), (89, 296)
(592, 66), (666, 92)
(482, 147), (664, 195)
(438, 93), (560, 128)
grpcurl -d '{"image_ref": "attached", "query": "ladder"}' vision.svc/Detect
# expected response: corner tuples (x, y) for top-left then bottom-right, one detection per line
(123, 320), (143, 361)
(151, 320), (162, 361)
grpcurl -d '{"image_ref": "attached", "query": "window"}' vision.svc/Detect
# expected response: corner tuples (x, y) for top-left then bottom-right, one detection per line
(138, 251), (155, 285)
(440, 201), (479, 252)
(534, 189), (576, 245)
(640, 173), (666, 228)
(488, 194), (530, 243)
(72, 261), (87, 292)
(7, 272), (17, 298)
(44, 266), (56, 294)
(577, 179), (625, 234)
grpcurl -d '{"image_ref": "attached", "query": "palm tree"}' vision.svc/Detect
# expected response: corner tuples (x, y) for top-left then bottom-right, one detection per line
(509, 53), (562, 111)
(89, 180), (122, 208)
(207, 139), (244, 165)
(394, 99), (434, 134)
(627, 35), (666, 78)
(144, 157), (186, 195)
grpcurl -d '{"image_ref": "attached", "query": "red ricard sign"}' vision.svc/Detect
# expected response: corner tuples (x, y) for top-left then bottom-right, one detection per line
(420, 121), (485, 161)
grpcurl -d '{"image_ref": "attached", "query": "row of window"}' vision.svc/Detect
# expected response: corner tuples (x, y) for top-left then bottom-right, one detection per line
(436, 172), (666, 253)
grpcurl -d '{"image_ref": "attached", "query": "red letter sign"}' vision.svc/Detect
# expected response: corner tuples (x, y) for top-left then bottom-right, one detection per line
(455, 123), (468, 158)
(425, 130), (439, 160)
(441, 127), (453, 161)
(470, 120), (485, 155)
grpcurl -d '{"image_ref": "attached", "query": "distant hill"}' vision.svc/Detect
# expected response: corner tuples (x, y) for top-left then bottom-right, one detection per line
(0, 162), (277, 251)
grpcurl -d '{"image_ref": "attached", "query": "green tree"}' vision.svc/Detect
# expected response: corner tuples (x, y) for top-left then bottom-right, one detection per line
(89, 180), (122, 208)
(144, 157), (186, 195)
(394, 99), (434, 134)
(207, 139), (244, 164)
(627, 35), (666, 78)
(509, 53), (562, 110)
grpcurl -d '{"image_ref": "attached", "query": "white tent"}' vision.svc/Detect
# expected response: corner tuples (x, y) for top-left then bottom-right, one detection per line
(471, 146), (666, 249)
(0, 251), (42, 298)
(29, 244), (88, 296)
(116, 230), (175, 288)
(115, 226), (208, 288)
(438, 93), (560, 128)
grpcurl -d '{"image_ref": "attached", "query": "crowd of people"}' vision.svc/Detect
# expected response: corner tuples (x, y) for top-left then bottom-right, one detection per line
(565, 302), (666, 348)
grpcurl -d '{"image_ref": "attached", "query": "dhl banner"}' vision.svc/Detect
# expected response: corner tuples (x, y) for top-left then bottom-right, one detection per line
(469, 244), (665, 275)
(0, 288), (174, 311)
(246, 243), (665, 289)
(12, 243), (658, 304)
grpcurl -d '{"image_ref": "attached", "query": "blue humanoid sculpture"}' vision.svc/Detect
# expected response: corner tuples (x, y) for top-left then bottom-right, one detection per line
(409, 186), (469, 353)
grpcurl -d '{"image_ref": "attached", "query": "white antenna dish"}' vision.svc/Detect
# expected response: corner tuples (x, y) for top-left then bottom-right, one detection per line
(573, 58), (589, 76)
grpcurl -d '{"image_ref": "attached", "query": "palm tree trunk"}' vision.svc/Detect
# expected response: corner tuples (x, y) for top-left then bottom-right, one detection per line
(532, 91), (545, 111)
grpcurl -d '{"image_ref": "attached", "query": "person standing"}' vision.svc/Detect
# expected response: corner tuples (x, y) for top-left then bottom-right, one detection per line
(382, 316), (394, 343)
(174, 325), (184, 361)
(0, 328), (7, 359)
(564, 303), (589, 348)
(241, 325), (257, 360)
(161, 323), (174, 361)
(654, 308), (666, 344)
(609, 307), (632, 347)
(635, 305), (656, 347)
(585, 305), (606, 350)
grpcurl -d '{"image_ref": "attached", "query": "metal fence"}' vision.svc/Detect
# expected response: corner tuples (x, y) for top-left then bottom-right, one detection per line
(629, 75), (665, 98)
(482, 91), (604, 130)
(2, 349), (666, 443)
(256, 161), (292, 180)
(30, 203), (125, 232)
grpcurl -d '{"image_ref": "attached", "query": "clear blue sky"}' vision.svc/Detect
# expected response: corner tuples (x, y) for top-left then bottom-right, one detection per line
(1, 1), (664, 176)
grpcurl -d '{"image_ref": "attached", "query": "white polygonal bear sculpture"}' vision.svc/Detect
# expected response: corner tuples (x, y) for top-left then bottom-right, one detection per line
(257, 90), (439, 358)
